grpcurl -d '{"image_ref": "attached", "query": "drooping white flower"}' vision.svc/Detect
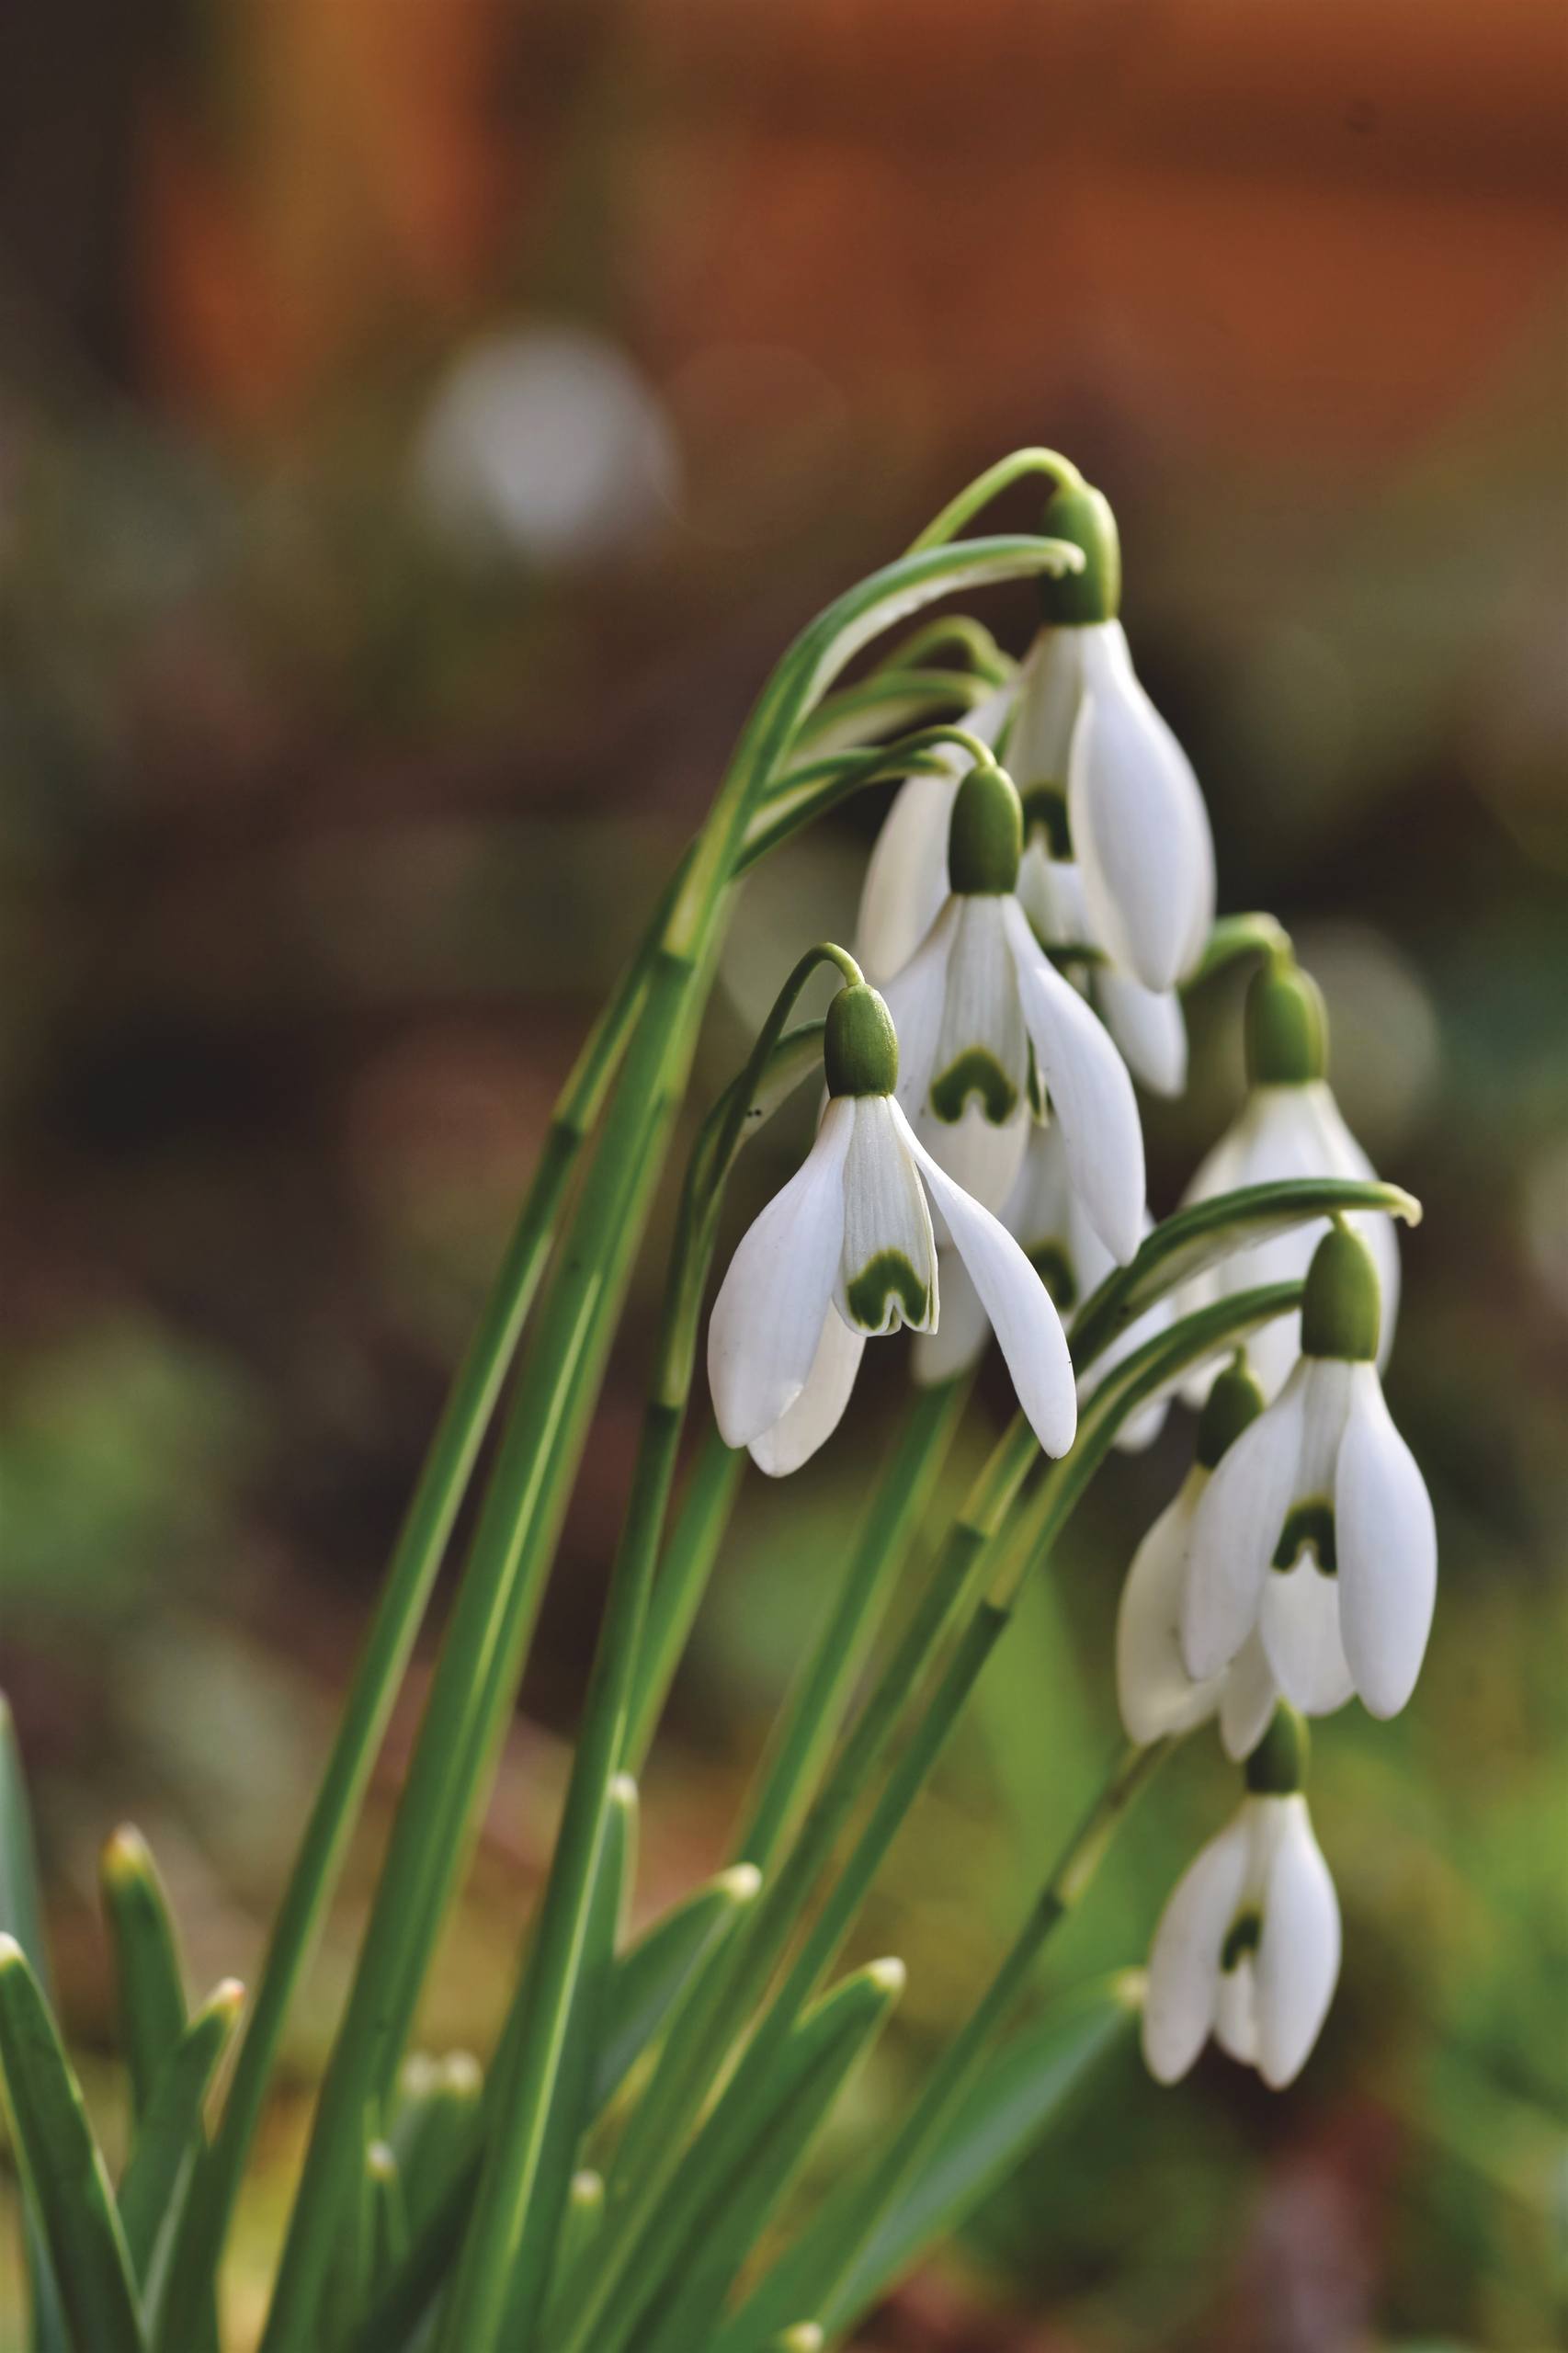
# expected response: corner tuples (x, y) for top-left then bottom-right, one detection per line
(708, 981), (1077, 1477)
(858, 475), (1213, 1003)
(1006, 479), (1214, 995)
(915, 1124), (1171, 1453)
(1015, 815), (1187, 1097)
(1181, 1226), (1437, 1722)
(1178, 959), (1401, 1404)
(878, 763), (1145, 1255)
(1116, 1358), (1279, 1756)
(1142, 1711), (1340, 2090)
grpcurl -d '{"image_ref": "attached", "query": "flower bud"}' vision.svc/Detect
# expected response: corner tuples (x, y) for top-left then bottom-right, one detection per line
(1244, 1702), (1311, 1795)
(1245, 961), (1327, 1086)
(1300, 1222), (1381, 1363)
(1036, 480), (1120, 626)
(1195, 1356), (1267, 1470)
(824, 983), (899, 1098)
(946, 764), (1023, 895)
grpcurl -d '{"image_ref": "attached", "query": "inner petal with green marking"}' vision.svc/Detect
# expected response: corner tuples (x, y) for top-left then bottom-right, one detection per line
(1221, 1908), (1263, 1972)
(843, 1250), (931, 1336)
(929, 1048), (1018, 1126)
(1273, 1498), (1336, 1574)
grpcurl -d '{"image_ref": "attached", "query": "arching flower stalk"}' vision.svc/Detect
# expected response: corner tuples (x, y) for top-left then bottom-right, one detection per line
(1178, 956), (1402, 1403)
(876, 760), (1146, 1255)
(1182, 1223), (1437, 1722)
(707, 975), (1078, 1476)
(1143, 1707), (1340, 2089)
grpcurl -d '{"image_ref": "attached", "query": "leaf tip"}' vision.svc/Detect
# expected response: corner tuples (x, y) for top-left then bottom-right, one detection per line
(717, 1862), (763, 1905)
(1113, 1966), (1148, 2015)
(865, 1956), (906, 1999)
(99, 1824), (152, 1885)
(608, 1773), (640, 1811)
(0, 1931), (24, 1972)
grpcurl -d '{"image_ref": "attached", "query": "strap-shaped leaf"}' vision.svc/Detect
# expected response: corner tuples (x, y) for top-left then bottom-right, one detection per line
(634, 1960), (905, 2353)
(0, 1699), (68, 2353)
(1071, 1176), (1422, 1372)
(816, 1973), (1139, 2339)
(389, 2051), (483, 2247)
(591, 1859), (762, 2113)
(100, 1827), (188, 2125)
(0, 1936), (148, 2353)
(118, 1979), (243, 2290)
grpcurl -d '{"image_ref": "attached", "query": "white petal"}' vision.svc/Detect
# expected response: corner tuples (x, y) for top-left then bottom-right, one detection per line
(915, 1100), (1029, 1215)
(1002, 896), (1144, 1266)
(1015, 841), (1089, 949)
(1006, 627), (1085, 789)
(1335, 1362), (1437, 1718)
(912, 1250), (989, 1385)
(1142, 1812), (1251, 2085)
(894, 1101), (1077, 1458)
(1255, 1797), (1341, 2088)
(918, 897), (1032, 1211)
(1115, 1474), (1221, 1746)
(836, 1097), (938, 1336)
(1094, 967), (1188, 1097)
(1068, 622), (1215, 992)
(856, 773), (960, 986)
(1218, 1631), (1281, 1762)
(1213, 1958), (1259, 2066)
(708, 1102), (852, 1449)
(881, 901), (958, 1119)
(1183, 1369), (1307, 1679)
(748, 1307), (867, 1477)
(1259, 1558), (1356, 1718)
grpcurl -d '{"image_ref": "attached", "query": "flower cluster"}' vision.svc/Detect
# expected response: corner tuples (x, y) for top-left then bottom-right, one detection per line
(707, 467), (1434, 2092)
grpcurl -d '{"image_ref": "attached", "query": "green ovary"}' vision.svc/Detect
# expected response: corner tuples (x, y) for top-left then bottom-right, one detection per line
(1273, 1498), (1336, 1573)
(929, 1049), (1017, 1126)
(844, 1251), (930, 1334)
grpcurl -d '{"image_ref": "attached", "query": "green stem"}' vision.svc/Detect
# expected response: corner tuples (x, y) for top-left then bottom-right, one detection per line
(907, 449), (1085, 554)
(733, 1377), (971, 1876)
(437, 959), (858, 2351)
(622, 1425), (744, 1776)
(155, 956), (645, 2353)
(256, 945), (711, 2353)
(1188, 911), (1294, 985)
(869, 615), (1011, 682)
(727, 1741), (1170, 2346)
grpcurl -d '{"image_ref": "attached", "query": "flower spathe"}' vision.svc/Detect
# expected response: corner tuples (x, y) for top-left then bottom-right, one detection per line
(1181, 1232), (1437, 1722)
(1142, 1787), (1340, 2089)
(707, 985), (1078, 1476)
(880, 767), (1146, 1256)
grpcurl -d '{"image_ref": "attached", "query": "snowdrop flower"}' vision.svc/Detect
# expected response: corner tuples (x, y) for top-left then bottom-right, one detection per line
(856, 679), (1014, 986)
(1015, 798), (1187, 1098)
(1178, 958), (1402, 1404)
(1182, 1224), (1437, 1722)
(916, 1124), (1171, 1454)
(707, 980), (1077, 1477)
(879, 761), (1145, 1256)
(1142, 1708), (1341, 2089)
(1006, 478), (1214, 994)
(1116, 1357), (1280, 1756)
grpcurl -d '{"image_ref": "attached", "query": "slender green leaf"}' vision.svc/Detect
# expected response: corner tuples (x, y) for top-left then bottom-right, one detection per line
(390, 2052), (483, 2247)
(118, 1980), (243, 2288)
(591, 1861), (763, 2113)
(0, 1698), (68, 2353)
(0, 1936), (147, 2353)
(369, 2141), (409, 2275)
(542, 2170), (603, 2338)
(629, 1960), (906, 2353)
(1071, 1176), (1421, 1372)
(100, 1828), (188, 2125)
(819, 1973), (1141, 2337)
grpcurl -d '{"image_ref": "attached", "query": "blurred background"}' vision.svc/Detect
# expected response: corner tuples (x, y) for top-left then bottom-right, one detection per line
(2, 2), (1565, 2346)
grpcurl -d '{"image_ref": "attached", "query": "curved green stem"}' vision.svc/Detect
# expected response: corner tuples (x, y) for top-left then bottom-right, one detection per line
(907, 449), (1086, 555)
(1188, 911), (1294, 985)
(869, 615), (1012, 683)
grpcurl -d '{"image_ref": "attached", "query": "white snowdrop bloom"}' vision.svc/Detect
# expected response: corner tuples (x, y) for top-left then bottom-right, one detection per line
(1178, 960), (1402, 1404)
(1142, 1711), (1340, 2090)
(1005, 478), (1214, 995)
(879, 763), (1145, 1256)
(1182, 1225), (1437, 1722)
(708, 982), (1077, 1477)
(1116, 1358), (1280, 1757)
(915, 1124), (1170, 1453)
(855, 679), (1015, 985)
(1015, 814), (1187, 1098)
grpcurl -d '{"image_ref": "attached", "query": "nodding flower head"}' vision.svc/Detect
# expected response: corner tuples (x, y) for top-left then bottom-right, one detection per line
(707, 983), (1079, 1477)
